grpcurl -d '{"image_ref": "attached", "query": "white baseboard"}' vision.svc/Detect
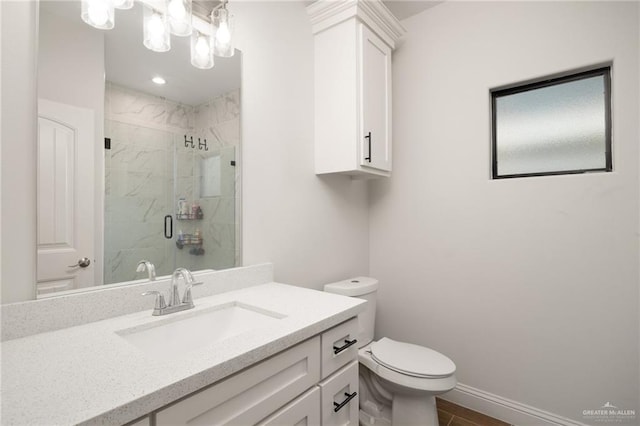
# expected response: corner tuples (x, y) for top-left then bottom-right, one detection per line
(440, 383), (589, 426)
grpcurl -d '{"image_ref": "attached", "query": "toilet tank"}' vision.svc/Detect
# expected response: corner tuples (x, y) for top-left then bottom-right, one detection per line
(324, 277), (378, 348)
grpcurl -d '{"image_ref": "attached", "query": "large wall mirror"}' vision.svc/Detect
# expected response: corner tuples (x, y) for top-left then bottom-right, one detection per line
(36, 0), (241, 298)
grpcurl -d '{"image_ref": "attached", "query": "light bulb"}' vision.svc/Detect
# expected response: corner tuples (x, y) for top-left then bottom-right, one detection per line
(168, 0), (192, 36)
(213, 7), (233, 57)
(148, 13), (165, 38)
(168, 0), (186, 20)
(82, 0), (114, 29)
(216, 21), (231, 45)
(88, 0), (109, 26)
(191, 30), (214, 69)
(195, 36), (210, 57)
(144, 6), (170, 52)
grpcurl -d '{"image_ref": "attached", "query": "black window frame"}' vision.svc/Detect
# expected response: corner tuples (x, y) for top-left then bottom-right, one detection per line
(491, 66), (612, 179)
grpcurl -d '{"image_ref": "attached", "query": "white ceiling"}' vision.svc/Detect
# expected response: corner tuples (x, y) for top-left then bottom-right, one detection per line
(382, 0), (442, 20)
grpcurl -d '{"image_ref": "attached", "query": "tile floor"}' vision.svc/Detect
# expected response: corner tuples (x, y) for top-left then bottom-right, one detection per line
(437, 398), (512, 426)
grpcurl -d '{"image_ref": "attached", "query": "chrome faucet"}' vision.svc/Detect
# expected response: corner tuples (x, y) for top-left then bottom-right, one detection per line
(136, 260), (156, 281)
(142, 267), (203, 316)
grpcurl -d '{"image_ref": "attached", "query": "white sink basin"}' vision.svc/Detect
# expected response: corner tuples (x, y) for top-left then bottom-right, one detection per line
(117, 302), (286, 358)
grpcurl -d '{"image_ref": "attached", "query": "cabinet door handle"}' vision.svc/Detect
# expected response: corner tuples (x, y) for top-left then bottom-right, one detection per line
(333, 338), (357, 355)
(164, 215), (173, 239)
(334, 391), (358, 412)
(364, 132), (372, 163)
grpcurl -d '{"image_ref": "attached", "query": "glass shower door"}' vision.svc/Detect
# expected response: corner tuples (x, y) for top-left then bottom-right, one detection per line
(173, 137), (236, 272)
(103, 120), (176, 283)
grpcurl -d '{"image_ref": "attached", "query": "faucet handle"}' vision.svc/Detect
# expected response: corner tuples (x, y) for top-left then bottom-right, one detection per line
(142, 291), (167, 312)
(182, 281), (204, 305)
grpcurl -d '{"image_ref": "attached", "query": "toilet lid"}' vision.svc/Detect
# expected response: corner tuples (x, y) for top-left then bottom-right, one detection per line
(370, 338), (456, 378)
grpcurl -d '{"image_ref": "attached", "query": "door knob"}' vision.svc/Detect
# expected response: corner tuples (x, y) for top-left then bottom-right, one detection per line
(68, 257), (91, 268)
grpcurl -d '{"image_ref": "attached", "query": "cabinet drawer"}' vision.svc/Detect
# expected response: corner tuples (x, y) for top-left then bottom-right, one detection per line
(257, 387), (320, 426)
(321, 317), (359, 379)
(155, 336), (320, 426)
(319, 361), (359, 426)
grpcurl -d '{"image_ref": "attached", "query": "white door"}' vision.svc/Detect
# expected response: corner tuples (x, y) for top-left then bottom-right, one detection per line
(37, 99), (96, 296)
(360, 24), (392, 172)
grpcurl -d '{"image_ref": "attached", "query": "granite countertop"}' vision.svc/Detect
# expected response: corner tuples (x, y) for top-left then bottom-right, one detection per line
(1, 283), (366, 425)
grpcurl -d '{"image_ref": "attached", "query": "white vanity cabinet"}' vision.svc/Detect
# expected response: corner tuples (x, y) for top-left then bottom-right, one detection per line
(152, 318), (360, 426)
(308, 0), (405, 178)
(155, 337), (321, 425)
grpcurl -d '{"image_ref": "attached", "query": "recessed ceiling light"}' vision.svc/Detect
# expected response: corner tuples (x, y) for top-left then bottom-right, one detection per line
(152, 76), (166, 85)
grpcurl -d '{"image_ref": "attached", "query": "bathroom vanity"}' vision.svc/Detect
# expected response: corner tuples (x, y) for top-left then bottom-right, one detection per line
(0, 265), (365, 425)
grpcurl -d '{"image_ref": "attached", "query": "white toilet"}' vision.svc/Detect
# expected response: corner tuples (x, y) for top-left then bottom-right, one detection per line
(325, 277), (456, 426)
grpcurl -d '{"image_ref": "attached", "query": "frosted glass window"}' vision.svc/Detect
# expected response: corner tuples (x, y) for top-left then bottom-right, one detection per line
(492, 67), (611, 178)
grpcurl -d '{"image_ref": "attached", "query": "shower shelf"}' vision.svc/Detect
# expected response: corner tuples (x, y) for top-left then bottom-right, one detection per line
(176, 236), (205, 256)
(176, 236), (203, 249)
(176, 213), (203, 220)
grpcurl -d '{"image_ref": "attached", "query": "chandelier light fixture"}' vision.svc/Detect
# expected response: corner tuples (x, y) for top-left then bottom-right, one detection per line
(80, 0), (234, 69)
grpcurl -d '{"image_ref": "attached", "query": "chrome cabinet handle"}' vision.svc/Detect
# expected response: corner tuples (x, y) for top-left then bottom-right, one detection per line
(333, 338), (357, 355)
(333, 391), (357, 412)
(68, 257), (91, 268)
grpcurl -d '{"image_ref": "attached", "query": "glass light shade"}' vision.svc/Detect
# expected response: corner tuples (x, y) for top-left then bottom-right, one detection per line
(143, 6), (171, 52)
(213, 7), (234, 57)
(81, 0), (115, 30)
(168, 0), (192, 36)
(191, 30), (214, 69)
(113, 0), (133, 10)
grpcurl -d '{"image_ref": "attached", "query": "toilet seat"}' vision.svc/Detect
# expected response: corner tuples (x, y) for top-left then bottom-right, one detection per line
(370, 338), (456, 379)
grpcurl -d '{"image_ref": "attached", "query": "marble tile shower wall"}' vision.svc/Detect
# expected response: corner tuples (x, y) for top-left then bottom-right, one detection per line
(104, 83), (240, 284)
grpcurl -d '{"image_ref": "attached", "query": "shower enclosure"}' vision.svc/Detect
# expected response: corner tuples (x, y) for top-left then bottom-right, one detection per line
(104, 83), (239, 284)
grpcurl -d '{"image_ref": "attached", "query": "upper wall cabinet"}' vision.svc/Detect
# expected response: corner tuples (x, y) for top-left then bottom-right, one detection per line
(308, 0), (405, 178)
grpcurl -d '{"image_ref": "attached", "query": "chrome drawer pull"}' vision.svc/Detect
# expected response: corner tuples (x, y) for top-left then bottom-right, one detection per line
(334, 391), (357, 413)
(333, 338), (357, 355)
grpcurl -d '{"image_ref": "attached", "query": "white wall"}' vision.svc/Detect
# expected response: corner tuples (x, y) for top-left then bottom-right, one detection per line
(369, 1), (639, 424)
(38, 10), (104, 113)
(1, 1), (38, 303)
(234, 1), (370, 289)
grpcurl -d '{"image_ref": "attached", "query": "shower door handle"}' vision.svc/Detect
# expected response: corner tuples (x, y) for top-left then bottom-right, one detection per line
(164, 215), (173, 239)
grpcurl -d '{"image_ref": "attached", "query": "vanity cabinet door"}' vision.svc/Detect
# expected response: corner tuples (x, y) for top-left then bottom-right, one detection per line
(319, 361), (359, 426)
(257, 387), (320, 426)
(359, 23), (392, 173)
(155, 337), (320, 426)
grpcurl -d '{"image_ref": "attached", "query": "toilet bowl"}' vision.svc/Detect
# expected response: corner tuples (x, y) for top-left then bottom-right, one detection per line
(324, 278), (456, 426)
